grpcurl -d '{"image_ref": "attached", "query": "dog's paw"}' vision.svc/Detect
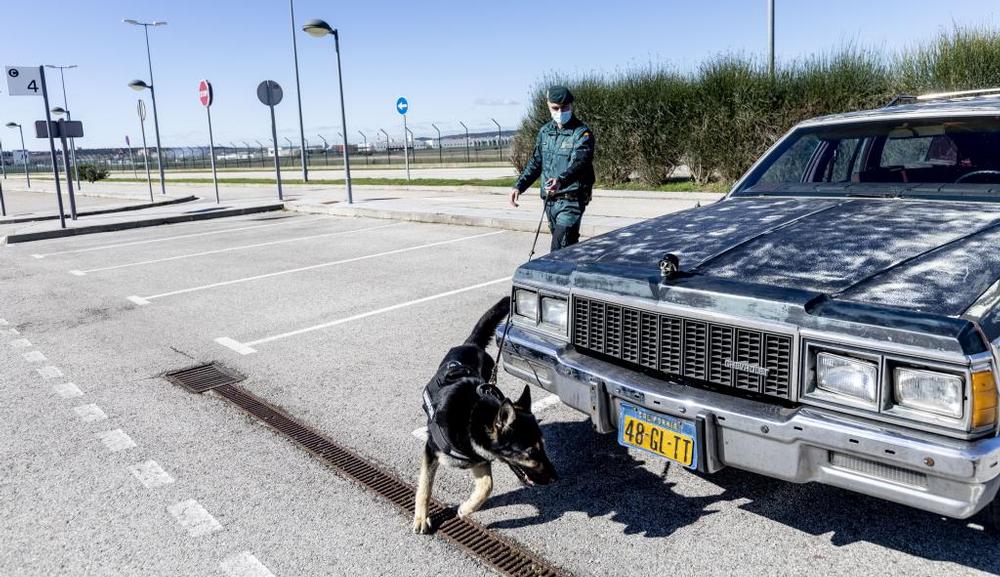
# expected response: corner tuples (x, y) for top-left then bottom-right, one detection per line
(457, 501), (479, 519)
(412, 514), (433, 534)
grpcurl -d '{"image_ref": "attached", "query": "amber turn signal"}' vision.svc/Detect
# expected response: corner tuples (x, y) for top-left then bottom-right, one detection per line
(971, 370), (998, 429)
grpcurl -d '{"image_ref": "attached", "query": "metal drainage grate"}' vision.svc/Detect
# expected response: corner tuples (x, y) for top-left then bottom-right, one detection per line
(208, 383), (570, 577)
(164, 363), (244, 393)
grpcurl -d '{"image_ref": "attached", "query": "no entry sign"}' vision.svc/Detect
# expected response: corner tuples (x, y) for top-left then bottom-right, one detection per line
(199, 79), (213, 107)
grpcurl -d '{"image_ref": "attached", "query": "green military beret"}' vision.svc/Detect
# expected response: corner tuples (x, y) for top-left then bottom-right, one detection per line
(546, 85), (574, 104)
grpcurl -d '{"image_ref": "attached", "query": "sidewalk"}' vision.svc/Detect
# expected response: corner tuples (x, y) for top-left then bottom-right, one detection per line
(0, 178), (724, 243)
(284, 185), (722, 236)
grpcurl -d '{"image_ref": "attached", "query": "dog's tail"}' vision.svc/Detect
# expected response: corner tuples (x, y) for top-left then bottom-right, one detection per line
(465, 296), (511, 349)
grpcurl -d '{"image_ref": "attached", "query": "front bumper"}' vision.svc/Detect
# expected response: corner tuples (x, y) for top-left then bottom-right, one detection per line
(501, 324), (1000, 519)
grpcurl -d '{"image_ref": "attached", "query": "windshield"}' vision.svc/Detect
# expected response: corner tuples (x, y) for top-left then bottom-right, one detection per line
(734, 116), (1000, 200)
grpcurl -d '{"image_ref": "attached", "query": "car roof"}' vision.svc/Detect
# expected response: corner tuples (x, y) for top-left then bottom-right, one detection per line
(799, 93), (1000, 128)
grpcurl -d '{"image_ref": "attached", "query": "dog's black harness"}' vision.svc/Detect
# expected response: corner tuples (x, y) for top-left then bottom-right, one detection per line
(423, 361), (503, 464)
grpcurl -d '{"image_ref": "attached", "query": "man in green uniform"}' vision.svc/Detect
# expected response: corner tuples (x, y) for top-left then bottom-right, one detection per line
(509, 85), (595, 251)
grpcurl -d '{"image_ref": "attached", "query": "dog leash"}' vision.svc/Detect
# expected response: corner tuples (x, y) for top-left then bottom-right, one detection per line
(489, 193), (550, 386)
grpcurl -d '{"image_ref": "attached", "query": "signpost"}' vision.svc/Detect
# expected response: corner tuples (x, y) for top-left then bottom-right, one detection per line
(137, 100), (153, 201)
(7, 65), (65, 229)
(257, 80), (284, 200)
(396, 96), (410, 181)
(199, 79), (220, 204)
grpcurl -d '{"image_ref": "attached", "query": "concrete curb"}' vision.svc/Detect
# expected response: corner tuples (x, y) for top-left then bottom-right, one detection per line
(284, 202), (623, 237)
(0, 195), (199, 224)
(3, 202), (284, 244)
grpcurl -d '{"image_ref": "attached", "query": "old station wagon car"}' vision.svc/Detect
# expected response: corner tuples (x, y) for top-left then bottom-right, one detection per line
(501, 89), (1000, 529)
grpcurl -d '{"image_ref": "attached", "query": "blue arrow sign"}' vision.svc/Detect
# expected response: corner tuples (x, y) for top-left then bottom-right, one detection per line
(396, 97), (409, 115)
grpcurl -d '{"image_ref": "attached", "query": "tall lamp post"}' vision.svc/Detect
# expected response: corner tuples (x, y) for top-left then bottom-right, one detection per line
(303, 19), (353, 203)
(124, 18), (167, 195)
(5, 122), (30, 188)
(289, 0), (309, 182)
(459, 121), (471, 163)
(767, 0), (775, 77)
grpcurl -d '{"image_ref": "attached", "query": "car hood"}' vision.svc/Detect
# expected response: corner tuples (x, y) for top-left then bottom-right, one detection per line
(541, 196), (1000, 318)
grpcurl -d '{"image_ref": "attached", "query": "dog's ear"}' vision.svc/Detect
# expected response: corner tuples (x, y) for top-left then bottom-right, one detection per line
(494, 399), (517, 432)
(514, 385), (531, 411)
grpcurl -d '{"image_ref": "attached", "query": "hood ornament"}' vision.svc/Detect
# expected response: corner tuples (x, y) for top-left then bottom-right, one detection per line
(659, 253), (680, 280)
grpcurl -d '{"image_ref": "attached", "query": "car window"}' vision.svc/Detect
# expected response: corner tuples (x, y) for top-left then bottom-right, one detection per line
(881, 136), (933, 167)
(756, 134), (820, 184)
(736, 117), (1000, 198)
(826, 138), (863, 182)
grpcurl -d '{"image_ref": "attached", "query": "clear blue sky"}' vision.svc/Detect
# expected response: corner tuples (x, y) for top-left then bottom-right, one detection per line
(1, 0), (998, 150)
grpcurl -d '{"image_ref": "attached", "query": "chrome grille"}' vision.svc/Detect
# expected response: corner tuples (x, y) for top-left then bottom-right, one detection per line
(572, 296), (794, 401)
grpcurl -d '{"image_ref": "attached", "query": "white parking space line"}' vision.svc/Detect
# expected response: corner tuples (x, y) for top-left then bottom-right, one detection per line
(53, 382), (84, 399)
(30, 216), (325, 259)
(73, 403), (107, 423)
(2, 328), (20, 336)
(131, 230), (504, 305)
(9, 338), (31, 348)
(38, 365), (64, 379)
(129, 460), (175, 488)
(168, 499), (223, 537)
(70, 222), (402, 276)
(411, 427), (428, 441)
(97, 429), (137, 452)
(22, 350), (47, 363)
(220, 551), (275, 577)
(216, 276), (512, 355)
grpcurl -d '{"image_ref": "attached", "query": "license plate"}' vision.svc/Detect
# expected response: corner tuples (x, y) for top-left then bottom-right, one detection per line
(617, 402), (698, 469)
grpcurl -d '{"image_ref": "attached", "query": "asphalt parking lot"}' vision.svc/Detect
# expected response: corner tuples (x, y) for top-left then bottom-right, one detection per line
(3, 211), (1000, 577)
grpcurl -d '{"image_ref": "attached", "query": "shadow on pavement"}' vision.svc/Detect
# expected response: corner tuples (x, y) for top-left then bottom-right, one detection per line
(485, 419), (1000, 573)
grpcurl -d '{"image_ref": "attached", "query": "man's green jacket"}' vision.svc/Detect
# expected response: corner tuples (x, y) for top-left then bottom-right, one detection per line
(514, 117), (595, 202)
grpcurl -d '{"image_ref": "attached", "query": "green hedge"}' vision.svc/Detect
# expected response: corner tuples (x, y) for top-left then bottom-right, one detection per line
(512, 27), (1000, 186)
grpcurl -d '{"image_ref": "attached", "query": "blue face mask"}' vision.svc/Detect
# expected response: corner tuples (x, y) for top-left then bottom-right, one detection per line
(551, 109), (572, 125)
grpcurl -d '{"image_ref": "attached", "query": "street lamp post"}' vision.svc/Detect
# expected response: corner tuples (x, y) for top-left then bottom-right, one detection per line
(304, 19), (353, 203)
(289, 0), (309, 182)
(459, 121), (470, 163)
(5, 122), (30, 188)
(379, 129), (390, 165)
(358, 131), (368, 165)
(431, 123), (442, 165)
(45, 65), (80, 189)
(124, 18), (167, 195)
(768, 0), (775, 77)
(491, 118), (503, 162)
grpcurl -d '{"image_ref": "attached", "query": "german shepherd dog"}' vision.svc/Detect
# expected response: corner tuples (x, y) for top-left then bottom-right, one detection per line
(413, 297), (558, 534)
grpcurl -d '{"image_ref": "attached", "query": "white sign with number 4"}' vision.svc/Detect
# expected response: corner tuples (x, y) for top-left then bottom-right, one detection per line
(5, 66), (42, 96)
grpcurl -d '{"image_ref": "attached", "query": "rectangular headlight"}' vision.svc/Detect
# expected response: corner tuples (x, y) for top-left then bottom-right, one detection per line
(816, 352), (878, 404)
(893, 367), (964, 419)
(540, 296), (567, 332)
(514, 288), (537, 321)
